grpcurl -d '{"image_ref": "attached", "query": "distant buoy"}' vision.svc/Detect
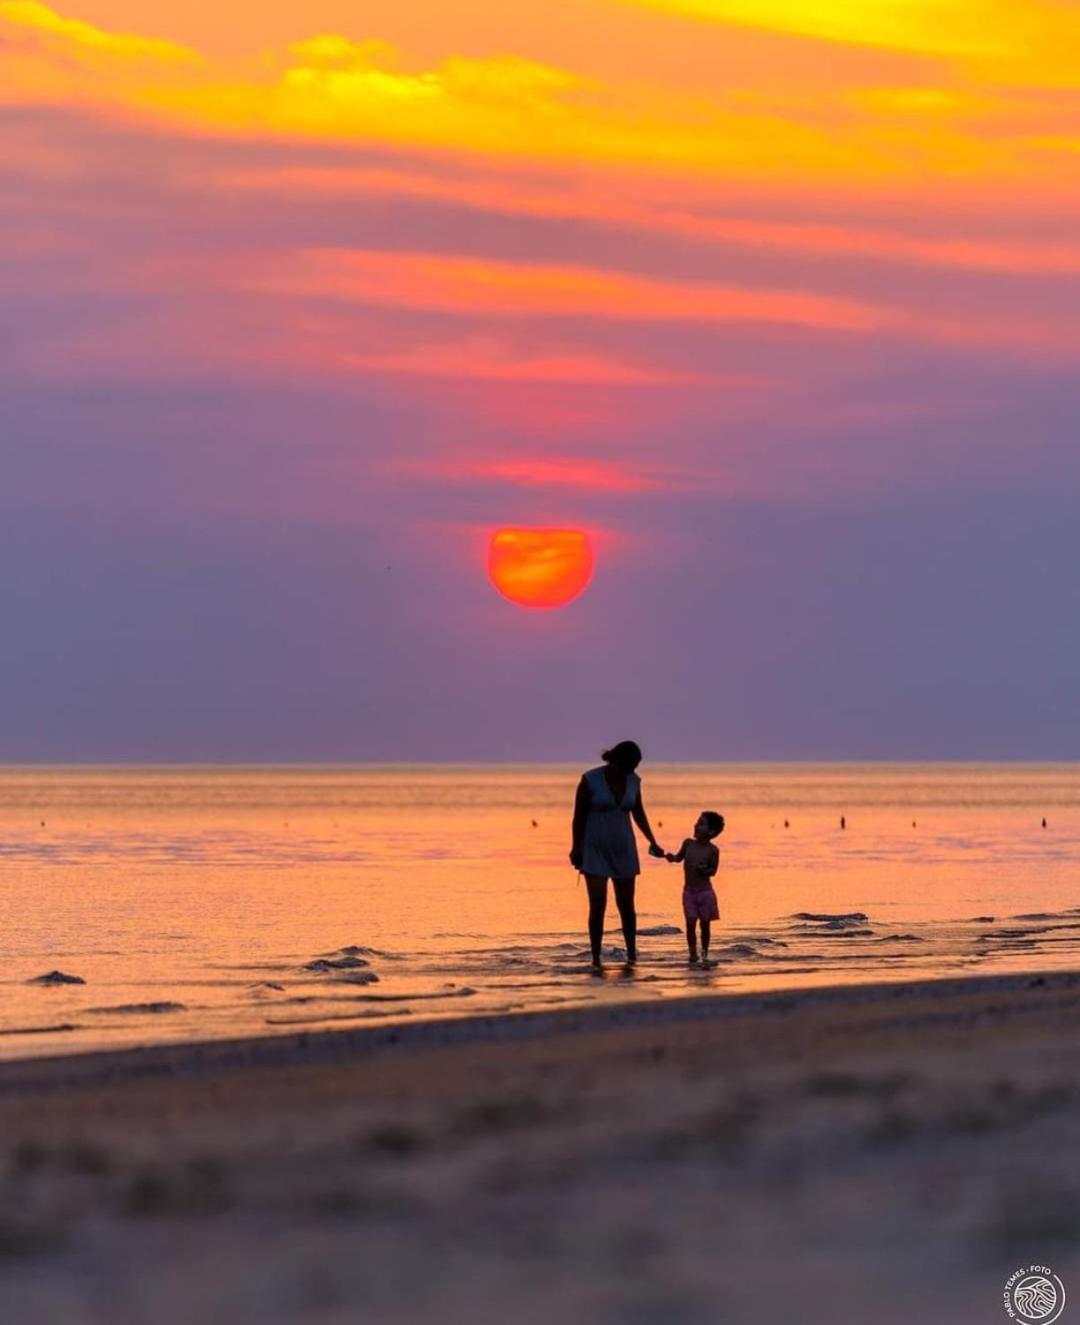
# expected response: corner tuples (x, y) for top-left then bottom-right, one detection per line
(1042, 818), (1047, 829)
(784, 819), (789, 828)
(531, 819), (538, 828)
(840, 816), (846, 830)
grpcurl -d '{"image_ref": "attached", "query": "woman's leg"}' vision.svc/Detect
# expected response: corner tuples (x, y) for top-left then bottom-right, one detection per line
(612, 876), (637, 963)
(584, 874), (608, 965)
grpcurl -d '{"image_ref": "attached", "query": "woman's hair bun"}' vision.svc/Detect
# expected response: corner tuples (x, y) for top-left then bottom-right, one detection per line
(602, 740), (642, 770)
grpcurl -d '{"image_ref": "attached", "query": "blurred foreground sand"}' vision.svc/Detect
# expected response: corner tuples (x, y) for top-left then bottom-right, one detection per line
(1, 972), (1078, 1323)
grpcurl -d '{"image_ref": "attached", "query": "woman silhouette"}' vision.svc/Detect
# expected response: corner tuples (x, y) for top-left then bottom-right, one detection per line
(569, 741), (663, 970)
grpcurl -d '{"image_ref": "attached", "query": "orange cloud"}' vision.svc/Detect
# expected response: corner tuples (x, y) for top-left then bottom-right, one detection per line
(4, 3), (1080, 190)
(613, 0), (1080, 85)
(0, 0), (196, 61)
(167, 36), (1073, 183)
(0, 0), (198, 108)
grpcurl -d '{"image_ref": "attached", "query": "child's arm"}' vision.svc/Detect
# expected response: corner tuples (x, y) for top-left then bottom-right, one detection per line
(665, 839), (689, 863)
(706, 844), (719, 878)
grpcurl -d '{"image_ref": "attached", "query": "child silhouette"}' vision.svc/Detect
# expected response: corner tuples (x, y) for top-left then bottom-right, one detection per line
(665, 811), (724, 966)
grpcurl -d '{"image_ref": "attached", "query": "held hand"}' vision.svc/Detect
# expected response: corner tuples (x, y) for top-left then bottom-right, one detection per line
(569, 849), (583, 871)
(648, 843), (665, 858)
(664, 852), (677, 863)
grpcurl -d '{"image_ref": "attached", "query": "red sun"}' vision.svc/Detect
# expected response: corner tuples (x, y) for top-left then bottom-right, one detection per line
(487, 528), (595, 609)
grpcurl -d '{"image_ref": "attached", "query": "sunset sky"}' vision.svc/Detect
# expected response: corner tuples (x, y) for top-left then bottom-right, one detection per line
(3, 0), (1078, 760)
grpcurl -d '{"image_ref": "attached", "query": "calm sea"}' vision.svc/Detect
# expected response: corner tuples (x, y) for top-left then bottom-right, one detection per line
(1, 764), (1078, 1059)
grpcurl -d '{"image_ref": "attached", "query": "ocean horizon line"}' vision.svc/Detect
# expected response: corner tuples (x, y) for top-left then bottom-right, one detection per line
(0, 758), (1078, 771)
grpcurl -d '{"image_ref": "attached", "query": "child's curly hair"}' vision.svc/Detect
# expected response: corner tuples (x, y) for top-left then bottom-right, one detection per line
(701, 810), (725, 838)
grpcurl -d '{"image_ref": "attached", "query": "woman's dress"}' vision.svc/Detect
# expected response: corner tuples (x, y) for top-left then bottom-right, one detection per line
(580, 766), (641, 878)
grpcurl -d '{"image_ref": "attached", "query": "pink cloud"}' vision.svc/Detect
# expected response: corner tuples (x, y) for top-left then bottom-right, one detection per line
(342, 335), (709, 385)
(285, 248), (886, 332)
(396, 455), (668, 494)
(230, 163), (1080, 277)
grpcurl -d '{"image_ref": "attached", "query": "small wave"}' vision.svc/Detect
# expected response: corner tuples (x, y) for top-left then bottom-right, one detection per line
(450, 944), (579, 961)
(84, 1002), (187, 1015)
(710, 943), (763, 961)
(272, 984), (478, 1008)
(791, 912), (869, 924)
(482, 978), (583, 991)
(302, 956), (371, 973)
(1011, 919), (1080, 933)
(987, 927), (1055, 939)
(210, 962), (295, 973)
(317, 944), (397, 960)
(0, 1022), (79, 1036)
(1026, 907), (1080, 918)
(344, 987), (476, 1005)
(875, 934), (926, 943)
(571, 945), (627, 961)
(638, 925), (682, 936)
(791, 926), (874, 938)
(265, 1009), (412, 1026)
(27, 970), (85, 985)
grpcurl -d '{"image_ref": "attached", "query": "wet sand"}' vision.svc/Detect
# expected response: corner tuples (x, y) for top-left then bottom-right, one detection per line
(2, 971), (1079, 1323)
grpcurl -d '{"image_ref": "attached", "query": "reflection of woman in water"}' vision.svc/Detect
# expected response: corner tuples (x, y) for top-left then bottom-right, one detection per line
(569, 740), (663, 970)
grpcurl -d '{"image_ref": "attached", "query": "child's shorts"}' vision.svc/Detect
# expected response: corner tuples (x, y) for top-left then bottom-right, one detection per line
(683, 885), (719, 922)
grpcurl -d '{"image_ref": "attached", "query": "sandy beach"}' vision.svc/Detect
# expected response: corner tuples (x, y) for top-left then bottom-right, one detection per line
(2, 970), (1079, 1323)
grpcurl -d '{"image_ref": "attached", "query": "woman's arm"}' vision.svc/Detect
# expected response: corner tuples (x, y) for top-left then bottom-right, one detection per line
(570, 775), (590, 868)
(631, 791), (660, 851)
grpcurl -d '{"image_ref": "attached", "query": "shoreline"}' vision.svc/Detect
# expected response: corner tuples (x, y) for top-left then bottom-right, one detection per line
(0, 966), (1071, 1090)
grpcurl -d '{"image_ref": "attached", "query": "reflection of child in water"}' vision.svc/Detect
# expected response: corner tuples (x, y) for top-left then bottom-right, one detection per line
(665, 811), (725, 965)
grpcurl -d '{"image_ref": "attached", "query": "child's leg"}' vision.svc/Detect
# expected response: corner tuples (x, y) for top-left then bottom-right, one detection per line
(585, 875), (608, 965)
(685, 917), (698, 960)
(700, 918), (711, 961)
